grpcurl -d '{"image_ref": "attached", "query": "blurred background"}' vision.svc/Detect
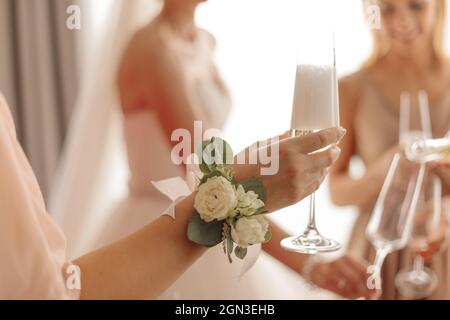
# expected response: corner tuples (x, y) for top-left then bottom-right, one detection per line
(0, 0), (449, 299)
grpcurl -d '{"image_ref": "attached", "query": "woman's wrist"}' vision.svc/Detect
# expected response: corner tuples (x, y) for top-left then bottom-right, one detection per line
(232, 162), (258, 183)
(176, 193), (196, 216)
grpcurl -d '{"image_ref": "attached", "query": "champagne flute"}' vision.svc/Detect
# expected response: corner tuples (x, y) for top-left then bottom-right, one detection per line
(400, 91), (432, 149)
(395, 172), (443, 299)
(366, 153), (426, 292)
(365, 91), (430, 292)
(281, 35), (341, 254)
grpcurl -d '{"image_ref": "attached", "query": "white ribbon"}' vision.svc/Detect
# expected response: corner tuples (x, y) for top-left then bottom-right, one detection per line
(151, 154), (202, 219)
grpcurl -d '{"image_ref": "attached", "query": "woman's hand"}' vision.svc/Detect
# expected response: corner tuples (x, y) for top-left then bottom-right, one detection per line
(330, 142), (402, 209)
(310, 254), (375, 300)
(234, 127), (345, 213)
(418, 229), (447, 262)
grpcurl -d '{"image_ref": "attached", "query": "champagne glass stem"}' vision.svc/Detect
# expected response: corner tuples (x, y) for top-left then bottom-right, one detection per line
(374, 246), (389, 273)
(291, 129), (319, 232)
(307, 193), (317, 230)
(413, 255), (425, 275)
(369, 246), (389, 291)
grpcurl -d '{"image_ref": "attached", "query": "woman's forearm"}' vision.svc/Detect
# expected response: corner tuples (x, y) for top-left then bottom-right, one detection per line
(330, 148), (398, 209)
(75, 194), (206, 299)
(330, 169), (384, 209)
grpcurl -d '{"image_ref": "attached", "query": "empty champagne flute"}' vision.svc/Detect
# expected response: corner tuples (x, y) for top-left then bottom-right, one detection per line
(281, 34), (341, 254)
(400, 91), (432, 149)
(366, 153), (426, 292)
(395, 172), (444, 299)
(401, 91), (434, 164)
(366, 91), (431, 292)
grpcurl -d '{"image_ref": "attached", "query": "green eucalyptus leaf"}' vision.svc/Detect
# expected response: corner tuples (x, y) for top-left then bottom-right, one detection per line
(234, 246), (248, 260)
(202, 143), (217, 172)
(196, 137), (234, 176)
(187, 212), (224, 247)
(197, 139), (212, 158)
(264, 229), (272, 243)
(199, 162), (211, 175)
(212, 137), (234, 165)
(197, 139), (216, 174)
(240, 179), (267, 202)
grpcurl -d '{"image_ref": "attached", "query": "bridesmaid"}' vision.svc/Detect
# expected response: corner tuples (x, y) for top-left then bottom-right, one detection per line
(0, 90), (345, 299)
(330, 0), (450, 299)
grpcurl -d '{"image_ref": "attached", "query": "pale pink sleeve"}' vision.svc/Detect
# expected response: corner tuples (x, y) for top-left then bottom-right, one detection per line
(0, 93), (80, 299)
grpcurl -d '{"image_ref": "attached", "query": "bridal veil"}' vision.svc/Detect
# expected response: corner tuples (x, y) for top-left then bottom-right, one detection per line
(48, 0), (162, 258)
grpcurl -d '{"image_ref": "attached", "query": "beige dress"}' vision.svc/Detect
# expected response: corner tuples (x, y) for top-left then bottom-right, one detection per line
(348, 71), (450, 300)
(0, 92), (80, 299)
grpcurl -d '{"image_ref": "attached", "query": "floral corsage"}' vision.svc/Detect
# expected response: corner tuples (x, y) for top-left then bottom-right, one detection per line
(187, 137), (271, 262)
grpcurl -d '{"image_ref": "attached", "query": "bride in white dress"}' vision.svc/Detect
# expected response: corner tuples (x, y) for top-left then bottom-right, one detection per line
(50, 0), (374, 300)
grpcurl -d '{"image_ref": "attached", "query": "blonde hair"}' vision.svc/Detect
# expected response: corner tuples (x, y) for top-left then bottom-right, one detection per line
(363, 0), (448, 68)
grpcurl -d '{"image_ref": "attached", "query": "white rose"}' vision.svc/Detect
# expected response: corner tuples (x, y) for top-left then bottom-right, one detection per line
(194, 176), (237, 222)
(231, 215), (269, 247)
(236, 185), (265, 216)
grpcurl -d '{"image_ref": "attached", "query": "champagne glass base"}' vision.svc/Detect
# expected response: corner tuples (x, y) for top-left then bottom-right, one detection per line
(395, 267), (438, 299)
(280, 232), (341, 254)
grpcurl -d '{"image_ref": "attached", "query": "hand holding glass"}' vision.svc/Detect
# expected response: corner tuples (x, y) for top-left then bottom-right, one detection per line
(281, 37), (341, 254)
